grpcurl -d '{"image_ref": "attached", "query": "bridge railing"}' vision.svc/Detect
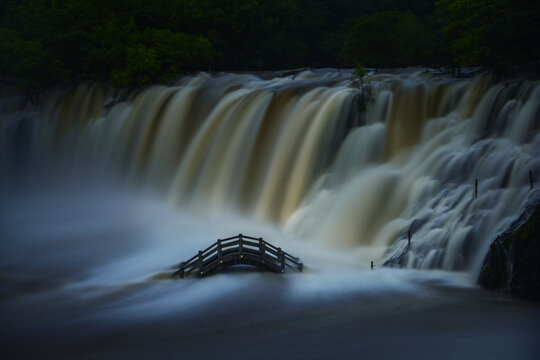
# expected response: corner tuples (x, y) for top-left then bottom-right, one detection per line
(174, 234), (303, 278)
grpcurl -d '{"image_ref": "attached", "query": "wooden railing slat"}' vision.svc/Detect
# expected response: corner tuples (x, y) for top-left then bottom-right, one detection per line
(221, 235), (241, 241)
(201, 242), (218, 254)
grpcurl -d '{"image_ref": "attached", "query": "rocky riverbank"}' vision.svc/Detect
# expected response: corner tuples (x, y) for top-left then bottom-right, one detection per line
(478, 193), (540, 301)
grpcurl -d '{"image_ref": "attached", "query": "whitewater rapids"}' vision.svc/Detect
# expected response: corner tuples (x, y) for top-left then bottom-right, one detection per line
(1, 69), (539, 359)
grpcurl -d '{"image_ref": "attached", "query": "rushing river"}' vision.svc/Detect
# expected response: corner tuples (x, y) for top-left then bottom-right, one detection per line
(1, 69), (539, 359)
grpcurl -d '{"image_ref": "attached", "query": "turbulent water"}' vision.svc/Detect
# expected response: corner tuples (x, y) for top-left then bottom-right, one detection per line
(1, 69), (539, 359)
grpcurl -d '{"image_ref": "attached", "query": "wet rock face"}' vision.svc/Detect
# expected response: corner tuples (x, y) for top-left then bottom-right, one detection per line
(478, 195), (540, 301)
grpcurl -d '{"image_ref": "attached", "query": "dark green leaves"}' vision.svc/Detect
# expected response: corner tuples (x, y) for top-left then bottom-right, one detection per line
(341, 10), (432, 68)
(437, 0), (540, 72)
(0, 0), (538, 92)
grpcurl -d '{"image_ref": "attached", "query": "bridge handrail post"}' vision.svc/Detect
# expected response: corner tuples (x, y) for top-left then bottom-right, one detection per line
(179, 261), (186, 278)
(259, 237), (265, 264)
(198, 251), (203, 275)
(239, 233), (243, 258)
(217, 239), (222, 264)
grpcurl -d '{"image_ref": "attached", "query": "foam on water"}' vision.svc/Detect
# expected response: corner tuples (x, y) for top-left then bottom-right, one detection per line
(1, 71), (539, 358)
(1, 180), (472, 317)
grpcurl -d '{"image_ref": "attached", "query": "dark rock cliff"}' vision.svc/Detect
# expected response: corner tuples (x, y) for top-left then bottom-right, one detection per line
(478, 194), (540, 301)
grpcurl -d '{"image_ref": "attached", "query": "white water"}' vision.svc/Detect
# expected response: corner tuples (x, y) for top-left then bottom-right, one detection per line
(1, 69), (539, 359)
(2, 70), (538, 271)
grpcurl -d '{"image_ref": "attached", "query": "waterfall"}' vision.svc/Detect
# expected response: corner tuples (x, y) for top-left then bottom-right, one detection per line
(1, 69), (538, 276)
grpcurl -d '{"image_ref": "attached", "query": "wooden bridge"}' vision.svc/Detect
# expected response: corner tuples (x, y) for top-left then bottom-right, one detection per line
(172, 234), (303, 278)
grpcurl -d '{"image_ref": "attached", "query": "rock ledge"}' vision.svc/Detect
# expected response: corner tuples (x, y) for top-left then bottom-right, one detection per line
(478, 194), (540, 301)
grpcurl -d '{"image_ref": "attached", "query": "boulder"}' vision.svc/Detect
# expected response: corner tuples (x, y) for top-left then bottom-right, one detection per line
(478, 194), (540, 301)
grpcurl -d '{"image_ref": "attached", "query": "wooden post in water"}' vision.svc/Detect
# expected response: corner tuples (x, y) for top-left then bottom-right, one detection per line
(474, 179), (478, 199)
(530, 170), (534, 190)
(279, 248), (285, 272)
(371, 261), (374, 270)
(408, 229), (411, 249)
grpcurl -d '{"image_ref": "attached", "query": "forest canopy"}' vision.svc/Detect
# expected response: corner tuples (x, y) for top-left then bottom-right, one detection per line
(0, 0), (538, 93)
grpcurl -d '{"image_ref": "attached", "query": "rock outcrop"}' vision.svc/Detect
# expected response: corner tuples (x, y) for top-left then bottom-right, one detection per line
(478, 194), (540, 301)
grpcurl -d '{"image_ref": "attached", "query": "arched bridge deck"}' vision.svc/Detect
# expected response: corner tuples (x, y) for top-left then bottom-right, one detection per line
(172, 234), (303, 278)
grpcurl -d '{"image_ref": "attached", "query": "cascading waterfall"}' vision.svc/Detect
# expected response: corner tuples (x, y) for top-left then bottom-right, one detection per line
(1, 69), (538, 278)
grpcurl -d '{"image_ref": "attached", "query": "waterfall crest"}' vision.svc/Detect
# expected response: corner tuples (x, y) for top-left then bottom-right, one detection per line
(1, 69), (538, 274)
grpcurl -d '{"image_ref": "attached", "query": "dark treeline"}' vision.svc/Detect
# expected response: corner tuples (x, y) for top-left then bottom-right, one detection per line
(0, 0), (538, 94)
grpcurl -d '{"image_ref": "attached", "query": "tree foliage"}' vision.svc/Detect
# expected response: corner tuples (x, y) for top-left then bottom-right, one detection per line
(341, 10), (432, 68)
(437, 0), (540, 71)
(0, 0), (538, 94)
